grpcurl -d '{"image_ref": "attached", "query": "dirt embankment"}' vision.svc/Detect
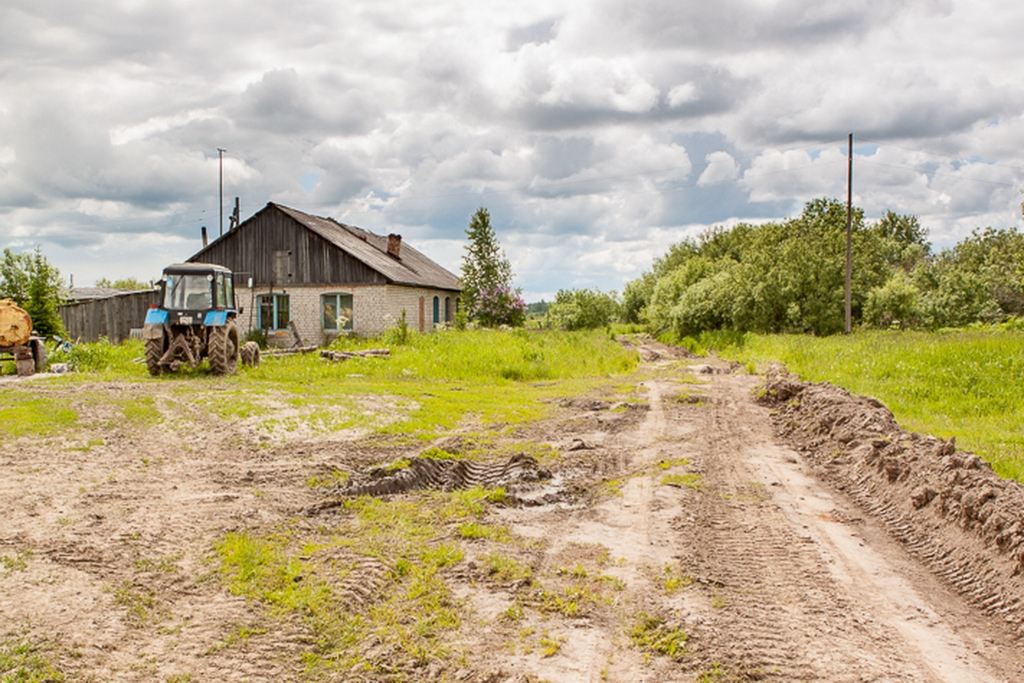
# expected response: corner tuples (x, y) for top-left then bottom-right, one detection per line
(757, 368), (1024, 639)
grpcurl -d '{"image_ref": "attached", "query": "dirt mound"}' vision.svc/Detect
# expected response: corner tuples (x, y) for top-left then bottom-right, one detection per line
(757, 369), (1024, 637)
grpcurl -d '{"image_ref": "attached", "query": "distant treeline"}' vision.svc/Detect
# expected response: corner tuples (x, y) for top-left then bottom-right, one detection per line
(620, 198), (1024, 337)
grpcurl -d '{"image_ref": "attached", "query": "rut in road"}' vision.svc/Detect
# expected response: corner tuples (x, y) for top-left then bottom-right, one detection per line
(673, 375), (917, 681)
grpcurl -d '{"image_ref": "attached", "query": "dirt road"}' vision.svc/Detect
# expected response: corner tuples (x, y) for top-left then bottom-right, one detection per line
(2, 344), (1023, 681)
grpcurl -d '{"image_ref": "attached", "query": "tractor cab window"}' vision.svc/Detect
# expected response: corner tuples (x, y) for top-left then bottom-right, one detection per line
(163, 274), (213, 311)
(216, 272), (234, 309)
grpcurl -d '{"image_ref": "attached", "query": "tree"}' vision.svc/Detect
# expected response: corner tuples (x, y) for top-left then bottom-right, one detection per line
(0, 247), (66, 337)
(95, 276), (153, 290)
(460, 207), (523, 326)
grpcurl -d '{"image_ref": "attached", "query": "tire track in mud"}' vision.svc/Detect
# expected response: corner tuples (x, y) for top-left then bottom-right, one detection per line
(674, 381), (914, 681)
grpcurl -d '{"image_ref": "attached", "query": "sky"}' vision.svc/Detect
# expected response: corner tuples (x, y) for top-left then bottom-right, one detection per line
(2, 0), (1023, 301)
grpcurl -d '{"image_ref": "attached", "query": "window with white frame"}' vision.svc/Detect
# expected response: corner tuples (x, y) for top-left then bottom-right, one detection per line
(322, 293), (353, 331)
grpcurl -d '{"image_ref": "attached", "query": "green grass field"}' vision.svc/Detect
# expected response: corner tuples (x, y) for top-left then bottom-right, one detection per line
(712, 328), (1024, 481)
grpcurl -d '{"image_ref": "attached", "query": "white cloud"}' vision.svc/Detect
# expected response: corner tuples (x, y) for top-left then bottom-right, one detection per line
(697, 151), (738, 186)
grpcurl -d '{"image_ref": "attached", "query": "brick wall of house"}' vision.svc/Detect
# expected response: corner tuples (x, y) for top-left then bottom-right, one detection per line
(234, 284), (459, 346)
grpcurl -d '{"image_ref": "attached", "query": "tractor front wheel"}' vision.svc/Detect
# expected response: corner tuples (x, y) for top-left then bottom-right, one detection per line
(208, 322), (239, 375)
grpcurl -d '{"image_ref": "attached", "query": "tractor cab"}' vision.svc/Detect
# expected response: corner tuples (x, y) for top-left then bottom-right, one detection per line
(159, 263), (236, 322)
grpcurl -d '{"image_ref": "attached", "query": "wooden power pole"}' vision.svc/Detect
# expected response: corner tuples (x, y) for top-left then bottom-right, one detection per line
(845, 133), (853, 334)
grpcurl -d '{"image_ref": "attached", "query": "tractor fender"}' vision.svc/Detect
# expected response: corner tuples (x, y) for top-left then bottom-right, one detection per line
(204, 310), (230, 326)
(142, 323), (165, 341)
(144, 308), (168, 325)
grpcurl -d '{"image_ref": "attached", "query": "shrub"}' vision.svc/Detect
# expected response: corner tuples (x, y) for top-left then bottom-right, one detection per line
(547, 288), (620, 330)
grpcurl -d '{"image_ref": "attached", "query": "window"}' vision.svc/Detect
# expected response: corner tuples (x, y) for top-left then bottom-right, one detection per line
(322, 293), (353, 331)
(444, 297), (451, 322)
(215, 272), (235, 309)
(274, 250), (292, 283)
(163, 273), (213, 311)
(258, 294), (290, 330)
(432, 296), (440, 324)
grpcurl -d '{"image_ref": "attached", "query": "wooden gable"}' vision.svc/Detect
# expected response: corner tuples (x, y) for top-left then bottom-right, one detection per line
(191, 205), (388, 287)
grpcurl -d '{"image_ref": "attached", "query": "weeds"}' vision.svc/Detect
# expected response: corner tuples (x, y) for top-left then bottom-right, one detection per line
(630, 613), (688, 661)
(0, 629), (66, 682)
(661, 473), (703, 489)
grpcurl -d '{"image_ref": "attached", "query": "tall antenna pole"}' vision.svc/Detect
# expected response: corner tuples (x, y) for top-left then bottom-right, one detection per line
(845, 133), (853, 334)
(218, 148), (226, 237)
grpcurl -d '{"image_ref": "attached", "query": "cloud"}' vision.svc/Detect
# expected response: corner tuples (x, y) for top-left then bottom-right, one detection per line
(1, 0), (1023, 298)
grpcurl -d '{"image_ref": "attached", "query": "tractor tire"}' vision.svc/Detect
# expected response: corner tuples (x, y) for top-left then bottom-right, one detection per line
(30, 338), (47, 374)
(145, 337), (164, 376)
(208, 321), (239, 375)
(240, 341), (261, 368)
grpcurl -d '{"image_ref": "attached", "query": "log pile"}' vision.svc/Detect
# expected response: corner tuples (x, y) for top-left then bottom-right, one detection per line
(320, 349), (390, 362)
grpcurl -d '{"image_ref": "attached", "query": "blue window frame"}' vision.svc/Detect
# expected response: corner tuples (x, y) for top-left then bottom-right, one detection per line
(258, 293), (289, 330)
(322, 293), (353, 331)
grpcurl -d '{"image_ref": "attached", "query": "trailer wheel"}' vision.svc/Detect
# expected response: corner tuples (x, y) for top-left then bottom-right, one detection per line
(145, 337), (164, 376)
(240, 341), (261, 368)
(209, 321), (239, 375)
(30, 338), (47, 373)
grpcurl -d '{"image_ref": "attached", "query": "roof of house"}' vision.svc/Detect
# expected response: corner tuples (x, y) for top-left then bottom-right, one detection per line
(193, 203), (461, 291)
(65, 287), (155, 302)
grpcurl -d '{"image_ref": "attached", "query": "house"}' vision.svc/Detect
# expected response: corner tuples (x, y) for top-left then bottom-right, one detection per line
(188, 203), (461, 345)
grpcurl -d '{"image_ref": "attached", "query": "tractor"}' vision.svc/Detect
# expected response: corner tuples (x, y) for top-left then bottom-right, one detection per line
(143, 263), (259, 376)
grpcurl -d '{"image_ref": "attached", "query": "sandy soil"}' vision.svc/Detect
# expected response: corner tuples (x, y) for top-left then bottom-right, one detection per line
(2, 341), (1023, 681)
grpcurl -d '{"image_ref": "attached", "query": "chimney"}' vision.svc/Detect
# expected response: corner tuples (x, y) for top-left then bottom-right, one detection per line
(387, 233), (402, 259)
(201, 226), (208, 248)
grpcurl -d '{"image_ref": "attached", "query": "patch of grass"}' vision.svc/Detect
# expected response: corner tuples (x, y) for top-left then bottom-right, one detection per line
(213, 486), (519, 676)
(654, 457), (691, 470)
(484, 553), (533, 584)
(539, 634), (563, 658)
(134, 553), (182, 573)
(657, 565), (692, 594)
(306, 470), (350, 489)
(0, 391), (78, 438)
(0, 629), (66, 682)
(630, 613), (688, 661)
(717, 329), (1024, 481)
(112, 579), (163, 625)
(1, 550), (31, 575)
(118, 396), (163, 426)
(457, 521), (511, 541)
(661, 473), (703, 489)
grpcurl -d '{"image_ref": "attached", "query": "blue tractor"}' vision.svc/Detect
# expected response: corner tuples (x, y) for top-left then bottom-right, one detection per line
(143, 263), (258, 376)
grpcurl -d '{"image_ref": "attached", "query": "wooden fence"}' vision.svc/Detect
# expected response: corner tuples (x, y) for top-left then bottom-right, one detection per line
(59, 290), (160, 343)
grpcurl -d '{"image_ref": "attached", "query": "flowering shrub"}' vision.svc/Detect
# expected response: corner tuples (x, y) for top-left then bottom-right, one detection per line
(472, 285), (527, 328)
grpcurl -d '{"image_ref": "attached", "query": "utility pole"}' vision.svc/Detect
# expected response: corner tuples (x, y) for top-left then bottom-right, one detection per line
(845, 133), (853, 334)
(218, 148), (226, 237)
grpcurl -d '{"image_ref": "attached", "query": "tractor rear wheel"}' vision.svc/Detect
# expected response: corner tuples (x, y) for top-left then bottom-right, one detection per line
(145, 337), (164, 376)
(240, 341), (261, 368)
(208, 321), (239, 375)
